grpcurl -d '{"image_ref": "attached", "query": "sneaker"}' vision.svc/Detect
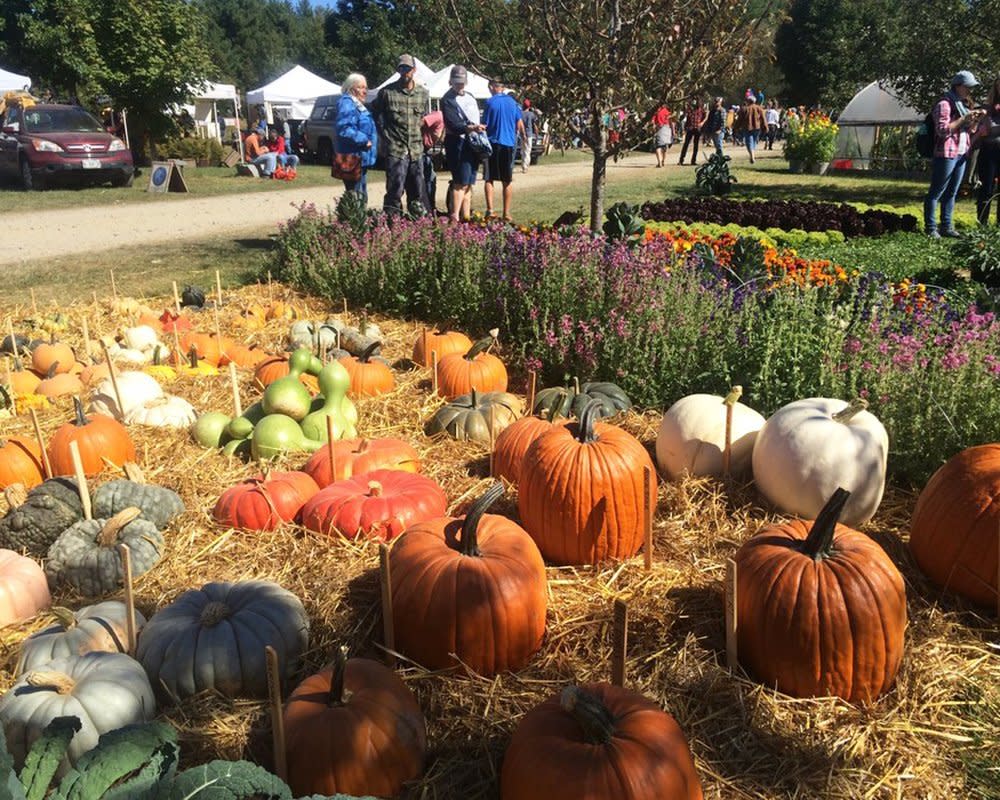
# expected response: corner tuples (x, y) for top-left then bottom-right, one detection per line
(927, 230), (941, 239)
(941, 229), (962, 238)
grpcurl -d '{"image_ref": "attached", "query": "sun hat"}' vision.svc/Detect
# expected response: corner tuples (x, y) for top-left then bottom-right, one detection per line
(951, 70), (980, 88)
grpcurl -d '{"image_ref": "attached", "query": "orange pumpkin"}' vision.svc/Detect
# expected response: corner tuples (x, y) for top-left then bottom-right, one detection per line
(0, 437), (45, 489)
(283, 647), (427, 798)
(176, 333), (222, 366)
(35, 366), (84, 399)
(339, 342), (395, 398)
(909, 443), (1000, 607)
(253, 355), (319, 394)
(155, 310), (193, 333)
(518, 399), (656, 565)
(219, 343), (268, 369)
(31, 342), (75, 376)
(79, 361), (112, 386)
(47, 397), (136, 477)
(493, 397), (566, 485)
(8, 359), (41, 395)
(436, 336), (507, 400)
(301, 438), (421, 488)
(266, 301), (301, 321)
(238, 305), (267, 330)
(412, 329), (473, 368)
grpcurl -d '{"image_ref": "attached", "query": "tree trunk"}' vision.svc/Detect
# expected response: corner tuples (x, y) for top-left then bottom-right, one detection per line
(589, 124), (608, 232)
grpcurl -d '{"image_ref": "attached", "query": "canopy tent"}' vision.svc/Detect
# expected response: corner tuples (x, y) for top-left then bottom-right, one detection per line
(246, 65), (341, 121)
(426, 64), (491, 100)
(0, 67), (31, 92)
(369, 57), (437, 104)
(832, 81), (923, 170)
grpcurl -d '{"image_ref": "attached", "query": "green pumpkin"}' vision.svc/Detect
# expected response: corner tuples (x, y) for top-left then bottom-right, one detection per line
(226, 401), (266, 440)
(533, 379), (632, 420)
(300, 361), (358, 442)
(427, 389), (524, 443)
(0, 478), (83, 557)
(250, 415), (323, 461)
(45, 508), (164, 596)
(92, 466), (184, 530)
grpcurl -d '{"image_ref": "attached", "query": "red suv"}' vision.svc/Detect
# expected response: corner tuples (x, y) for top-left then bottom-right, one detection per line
(0, 102), (134, 190)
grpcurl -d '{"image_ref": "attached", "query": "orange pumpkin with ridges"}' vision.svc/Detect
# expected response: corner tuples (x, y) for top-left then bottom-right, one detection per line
(436, 336), (507, 400)
(0, 437), (46, 489)
(412, 329), (472, 368)
(338, 342), (395, 398)
(301, 438), (421, 488)
(47, 397), (136, 476)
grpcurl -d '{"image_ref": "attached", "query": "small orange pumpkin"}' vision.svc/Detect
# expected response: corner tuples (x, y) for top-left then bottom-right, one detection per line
(253, 355), (319, 394)
(0, 437), (46, 489)
(176, 333), (222, 366)
(338, 342), (395, 398)
(436, 336), (507, 400)
(220, 343), (268, 369)
(412, 329), (472, 368)
(35, 365), (84, 399)
(47, 397), (136, 476)
(31, 342), (75, 376)
(8, 359), (41, 394)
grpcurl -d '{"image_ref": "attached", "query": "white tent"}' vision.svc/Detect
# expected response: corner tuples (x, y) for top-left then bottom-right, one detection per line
(0, 67), (31, 92)
(247, 65), (341, 121)
(369, 57), (437, 103)
(833, 81), (923, 170)
(426, 64), (491, 100)
(184, 82), (242, 153)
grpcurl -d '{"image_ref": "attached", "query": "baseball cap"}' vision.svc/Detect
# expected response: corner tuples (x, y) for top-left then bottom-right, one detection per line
(397, 54), (415, 70)
(951, 70), (980, 88)
(450, 65), (467, 84)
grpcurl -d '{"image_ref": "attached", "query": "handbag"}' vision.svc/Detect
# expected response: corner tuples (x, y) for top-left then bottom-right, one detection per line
(455, 100), (492, 159)
(331, 152), (361, 181)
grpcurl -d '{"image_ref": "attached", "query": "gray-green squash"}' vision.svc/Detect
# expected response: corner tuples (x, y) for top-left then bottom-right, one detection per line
(45, 508), (164, 596)
(91, 465), (184, 530)
(0, 478), (84, 557)
(427, 389), (524, 443)
(532, 378), (632, 420)
(136, 580), (309, 702)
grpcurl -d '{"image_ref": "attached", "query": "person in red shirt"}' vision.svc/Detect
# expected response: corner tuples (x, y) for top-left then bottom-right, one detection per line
(678, 97), (705, 166)
(266, 127), (299, 171)
(651, 105), (672, 167)
(421, 109), (444, 213)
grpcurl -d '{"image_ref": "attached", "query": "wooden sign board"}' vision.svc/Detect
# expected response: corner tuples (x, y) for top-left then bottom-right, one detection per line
(146, 160), (189, 193)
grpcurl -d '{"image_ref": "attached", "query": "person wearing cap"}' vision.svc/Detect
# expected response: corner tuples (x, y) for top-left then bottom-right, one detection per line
(371, 53), (430, 215)
(441, 65), (486, 222)
(482, 78), (525, 221)
(925, 70), (987, 238)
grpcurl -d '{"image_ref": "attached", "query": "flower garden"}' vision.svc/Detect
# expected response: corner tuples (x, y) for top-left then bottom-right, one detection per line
(0, 192), (995, 799)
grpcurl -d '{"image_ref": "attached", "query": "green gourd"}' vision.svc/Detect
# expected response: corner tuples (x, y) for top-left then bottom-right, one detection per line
(262, 377), (311, 422)
(251, 415), (323, 461)
(221, 437), (252, 459)
(227, 401), (266, 440)
(300, 362), (358, 442)
(192, 412), (232, 449)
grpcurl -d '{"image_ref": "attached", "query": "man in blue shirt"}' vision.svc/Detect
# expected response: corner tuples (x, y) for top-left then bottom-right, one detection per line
(482, 78), (525, 221)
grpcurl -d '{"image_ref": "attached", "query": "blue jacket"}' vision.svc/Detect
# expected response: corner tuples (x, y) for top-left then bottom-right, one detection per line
(336, 94), (378, 168)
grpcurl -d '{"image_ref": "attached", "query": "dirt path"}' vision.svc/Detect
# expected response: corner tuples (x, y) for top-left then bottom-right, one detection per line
(2, 157), (604, 266)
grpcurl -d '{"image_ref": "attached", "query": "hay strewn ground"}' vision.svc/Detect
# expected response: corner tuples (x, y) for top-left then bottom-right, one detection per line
(0, 284), (997, 799)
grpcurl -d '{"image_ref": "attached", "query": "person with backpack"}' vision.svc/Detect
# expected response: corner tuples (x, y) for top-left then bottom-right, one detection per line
(923, 71), (987, 238)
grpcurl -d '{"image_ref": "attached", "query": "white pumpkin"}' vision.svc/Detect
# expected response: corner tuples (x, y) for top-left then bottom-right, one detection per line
(17, 601), (147, 676)
(122, 325), (159, 352)
(110, 345), (150, 366)
(124, 395), (197, 428)
(89, 371), (163, 418)
(0, 651), (155, 772)
(751, 397), (888, 526)
(656, 390), (765, 479)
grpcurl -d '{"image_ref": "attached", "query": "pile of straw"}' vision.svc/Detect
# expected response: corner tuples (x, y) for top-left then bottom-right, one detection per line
(0, 283), (996, 799)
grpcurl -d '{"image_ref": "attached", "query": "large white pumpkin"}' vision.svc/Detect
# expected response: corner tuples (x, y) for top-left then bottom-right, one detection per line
(656, 390), (765, 479)
(751, 397), (888, 526)
(89, 371), (163, 419)
(124, 395), (197, 428)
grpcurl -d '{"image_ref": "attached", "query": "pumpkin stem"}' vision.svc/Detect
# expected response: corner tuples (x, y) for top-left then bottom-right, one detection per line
(464, 337), (494, 361)
(575, 399), (603, 444)
(459, 482), (504, 557)
(723, 385), (743, 406)
(46, 362), (59, 379)
(200, 601), (231, 627)
(832, 398), (868, 424)
(0, 384), (11, 411)
(50, 607), (78, 629)
(470, 388), (479, 408)
(329, 645), (349, 706)
(368, 480), (383, 497)
(573, 376), (581, 395)
(25, 671), (76, 695)
(123, 462), (146, 484)
(71, 396), (89, 427)
(4, 483), (28, 510)
(187, 346), (198, 369)
(560, 686), (616, 745)
(98, 507), (142, 547)
(359, 341), (381, 363)
(152, 345), (163, 367)
(357, 439), (369, 453)
(801, 488), (851, 559)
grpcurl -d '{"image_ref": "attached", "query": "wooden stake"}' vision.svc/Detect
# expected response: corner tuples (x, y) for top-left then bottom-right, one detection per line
(69, 441), (92, 520)
(118, 543), (137, 655)
(421, 328), (430, 367)
(643, 465), (653, 571)
(110, 270), (118, 300)
(171, 325), (182, 366)
(722, 386), (742, 478)
(92, 291), (98, 307)
(488, 404), (496, 477)
(81, 315), (92, 361)
(213, 303), (223, 347)
(171, 281), (181, 315)
(431, 350), (439, 395)
(725, 557), (738, 671)
(29, 288), (38, 317)
(29, 409), (52, 479)
(215, 270), (224, 307)
(6, 319), (18, 360)
(342, 297), (348, 314)
(264, 645), (288, 781)
(5, 370), (16, 417)
(228, 363), (242, 417)
(100, 341), (127, 422)
(266, 271), (274, 303)
(527, 370), (537, 412)
(995, 520), (999, 619)
(611, 598), (628, 687)
(379, 543), (396, 667)
(326, 416), (338, 483)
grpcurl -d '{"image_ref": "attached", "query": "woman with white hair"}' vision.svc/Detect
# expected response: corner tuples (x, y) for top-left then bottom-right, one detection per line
(334, 72), (378, 203)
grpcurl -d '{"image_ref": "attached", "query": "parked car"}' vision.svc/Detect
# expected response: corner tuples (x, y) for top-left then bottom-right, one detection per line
(0, 102), (134, 190)
(300, 94), (340, 164)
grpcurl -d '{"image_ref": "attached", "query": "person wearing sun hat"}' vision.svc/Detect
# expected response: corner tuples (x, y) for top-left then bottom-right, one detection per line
(924, 70), (988, 238)
(372, 53), (430, 215)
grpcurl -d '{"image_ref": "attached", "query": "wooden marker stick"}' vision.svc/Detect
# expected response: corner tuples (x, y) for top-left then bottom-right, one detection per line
(266, 271), (274, 303)
(81, 315), (92, 361)
(171, 281), (181, 315)
(29, 410), (52, 479)
(69, 441), (92, 520)
(109, 270), (118, 300)
(421, 328), (430, 367)
(431, 350), (439, 395)
(342, 297), (348, 315)
(264, 645), (288, 781)
(643, 465), (653, 571)
(228, 363), (242, 417)
(326, 417), (338, 483)
(5, 370), (16, 417)
(30, 288), (38, 317)
(118, 543), (137, 655)
(215, 270), (224, 307)
(725, 557), (738, 671)
(213, 304), (223, 347)
(379, 543), (396, 667)
(6, 319), (18, 360)
(611, 598), (628, 687)
(722, 386), (742, 478)
(100, 341), (127, 422)
(527, 370), (537, 413)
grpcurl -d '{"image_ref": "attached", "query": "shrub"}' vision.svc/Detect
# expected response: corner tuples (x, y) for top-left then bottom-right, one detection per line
(783, 112), (838, 164)
(954, 226), (1000, 289)
(695, 153), (738, 195)
(156, 137), (226, 164)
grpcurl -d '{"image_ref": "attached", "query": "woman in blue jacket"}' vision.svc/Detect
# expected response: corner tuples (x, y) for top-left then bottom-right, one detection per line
(336, 73), (378, 203)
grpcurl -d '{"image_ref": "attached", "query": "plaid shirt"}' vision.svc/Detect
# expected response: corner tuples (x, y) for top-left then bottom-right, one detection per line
(373, 79), (429, 159)
(684, 104), (705, 131)
(934, 98), (970, 159)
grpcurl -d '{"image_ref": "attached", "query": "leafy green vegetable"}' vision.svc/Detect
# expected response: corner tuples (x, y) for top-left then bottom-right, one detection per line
(20, 716), (81, 800)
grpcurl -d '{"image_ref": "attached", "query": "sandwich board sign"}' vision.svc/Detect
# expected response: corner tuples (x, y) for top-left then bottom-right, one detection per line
(147, 160), (189, 193)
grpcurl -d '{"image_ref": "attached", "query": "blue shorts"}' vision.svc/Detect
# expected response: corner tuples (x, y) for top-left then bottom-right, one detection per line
(446, 135), (479, 186)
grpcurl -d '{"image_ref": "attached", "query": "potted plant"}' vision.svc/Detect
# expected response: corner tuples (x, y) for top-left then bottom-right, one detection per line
(783, 113), (838, 175)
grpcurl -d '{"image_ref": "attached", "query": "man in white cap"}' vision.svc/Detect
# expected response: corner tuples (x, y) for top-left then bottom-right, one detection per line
(372, 53), (430, 215)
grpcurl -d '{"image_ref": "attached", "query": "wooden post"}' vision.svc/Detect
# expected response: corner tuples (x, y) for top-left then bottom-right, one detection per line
(722, 386), (742, 478)
(266, 271), (274, 303)
(213, 304), (223, 348)
(431, 350), (439, 395)
(29, 288), (38, 317)
(725, 557), (738, 671)
(527, 370), (537, 413)
(29, 410), (52, 479)
(379, 543), (396, 667)
(996, 520), (999, 620)
(6, 319), (18, 360)
(264, 645), (287, 781)
(342, 297), (348, 315)
(69, 441), (92, 520)
(100, 341), (127, 421)
(488, 404), (496, 477)
(118, 543), (137, 655)
(215, 270), (224, 307)
(326, 417), (338, 483)
(611, 598), (628, 687)
(171, 281), (181, 315)
(421, 328), (430, 367)
(92, 291), (98, 307)
(228, 363), (242, 417)
(643, 465), (653, 571)
(109, 270), (118, 300)
(81, 315), (92, 361)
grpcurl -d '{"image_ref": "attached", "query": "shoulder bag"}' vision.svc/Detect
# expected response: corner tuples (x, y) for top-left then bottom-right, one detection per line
(456, 100), (492, 159)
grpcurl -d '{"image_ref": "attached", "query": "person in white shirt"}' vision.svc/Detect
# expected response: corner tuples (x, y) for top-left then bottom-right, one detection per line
(765, 101), (781, 151)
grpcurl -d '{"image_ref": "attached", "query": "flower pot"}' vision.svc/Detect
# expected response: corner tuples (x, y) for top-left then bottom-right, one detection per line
(806, 161), (830, 176)
(787, 160), (804, 174)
